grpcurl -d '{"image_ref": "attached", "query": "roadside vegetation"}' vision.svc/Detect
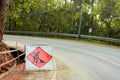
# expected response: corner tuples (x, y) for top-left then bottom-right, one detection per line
(6, 0), (120, 39)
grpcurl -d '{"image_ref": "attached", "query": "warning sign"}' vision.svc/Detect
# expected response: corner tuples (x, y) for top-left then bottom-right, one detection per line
(27, 47), (52, 68)
(26, 45), (53, 70)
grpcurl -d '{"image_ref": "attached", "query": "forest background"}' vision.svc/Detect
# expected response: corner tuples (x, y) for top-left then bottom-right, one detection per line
(6, 0), (120, 39)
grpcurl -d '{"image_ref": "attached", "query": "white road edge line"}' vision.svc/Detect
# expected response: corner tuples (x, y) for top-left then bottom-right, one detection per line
(57, 45), (120, 68)
(89, 53), (120, 67)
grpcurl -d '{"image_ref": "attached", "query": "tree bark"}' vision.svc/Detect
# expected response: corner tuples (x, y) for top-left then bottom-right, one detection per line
(0, 0), (10, 41)
(0, 0), (14, 74)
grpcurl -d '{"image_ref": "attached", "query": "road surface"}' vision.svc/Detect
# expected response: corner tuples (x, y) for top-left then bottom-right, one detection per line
(3, 35), (120, 80)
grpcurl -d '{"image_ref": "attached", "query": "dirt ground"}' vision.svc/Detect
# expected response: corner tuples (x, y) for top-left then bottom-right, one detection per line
(0, 57), (74, 80)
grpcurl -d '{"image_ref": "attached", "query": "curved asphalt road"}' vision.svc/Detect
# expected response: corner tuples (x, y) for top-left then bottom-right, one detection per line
(3, 35), (120, 80)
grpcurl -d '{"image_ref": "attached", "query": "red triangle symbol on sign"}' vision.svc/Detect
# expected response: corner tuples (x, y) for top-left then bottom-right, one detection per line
(27, 47), (52, 68)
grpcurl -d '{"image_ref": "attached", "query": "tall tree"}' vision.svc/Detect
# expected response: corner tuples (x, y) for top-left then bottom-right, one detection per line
(0, 0), (10, 41)
(99, 0), (118, 37)
(0, 0), (15, 74)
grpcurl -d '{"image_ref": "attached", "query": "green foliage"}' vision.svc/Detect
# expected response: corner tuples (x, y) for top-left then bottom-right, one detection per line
(6, 0), (120, 39)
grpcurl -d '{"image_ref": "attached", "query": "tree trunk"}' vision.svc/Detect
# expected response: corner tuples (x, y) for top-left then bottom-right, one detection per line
(0, 0), (15, 74)
(0, 0), (10, 41)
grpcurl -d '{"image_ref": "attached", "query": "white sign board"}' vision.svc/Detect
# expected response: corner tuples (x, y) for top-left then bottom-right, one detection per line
(89, 28), (92, 33)
(25, 44), (54, 70)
